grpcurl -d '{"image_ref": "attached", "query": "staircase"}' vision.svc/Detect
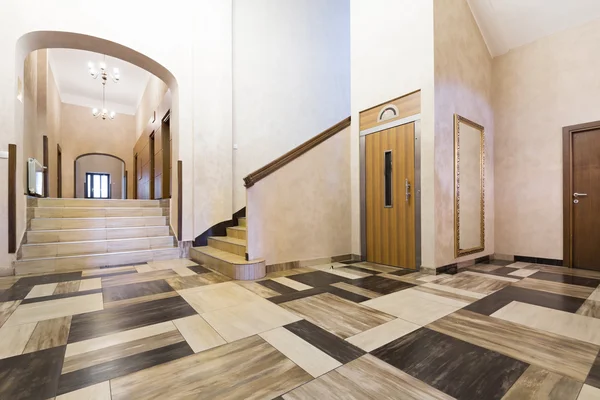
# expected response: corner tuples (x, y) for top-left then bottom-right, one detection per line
(14, 198), (179, 275)
(190, 217), (266, 280)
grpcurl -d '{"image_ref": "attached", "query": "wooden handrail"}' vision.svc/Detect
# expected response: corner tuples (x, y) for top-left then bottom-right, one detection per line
(243, 116), (351, 188)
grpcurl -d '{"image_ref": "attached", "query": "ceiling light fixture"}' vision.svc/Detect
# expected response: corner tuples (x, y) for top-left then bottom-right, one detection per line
(92, 84), (116, 120)
(89, 54), (120, 84)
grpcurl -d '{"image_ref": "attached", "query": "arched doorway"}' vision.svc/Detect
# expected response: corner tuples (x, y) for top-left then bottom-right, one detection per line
(74, 153), (126, 199)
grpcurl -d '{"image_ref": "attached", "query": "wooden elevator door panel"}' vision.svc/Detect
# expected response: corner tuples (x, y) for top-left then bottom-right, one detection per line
(572, 129), (600, 271)
(366, 123), (416, 269)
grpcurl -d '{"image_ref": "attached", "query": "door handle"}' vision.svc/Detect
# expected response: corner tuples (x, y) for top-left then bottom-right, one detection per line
(405, 179), (411, 202)
(574, 193), (588, 198)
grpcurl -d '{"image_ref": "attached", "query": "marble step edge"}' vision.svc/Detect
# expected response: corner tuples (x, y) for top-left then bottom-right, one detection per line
(31, 207), (164, 217)
(238, 217), (247, 227)
(227, 226), (246, 232)
(208, 236), (246, 246)
(27, 225), (169, 234)
(189, 246), (265, 280)
(31, 216), (166, 221)
(19, 241), (177, 260)
(190, 246), (262, 265)
(20, 236), (176, 258)
(36, 199), (161, 208)
(14, 247), (180, 276)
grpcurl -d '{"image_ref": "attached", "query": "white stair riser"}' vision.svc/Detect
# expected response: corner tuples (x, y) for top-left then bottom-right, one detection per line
(26, 226), (170, 244)
(33, 208), (163, 218)
(31, 217), (167, 231)
(21, 237), (175, 259)
(208, 238), (246, 257)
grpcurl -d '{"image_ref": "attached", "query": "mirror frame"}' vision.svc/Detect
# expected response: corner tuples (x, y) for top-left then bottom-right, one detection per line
(454, 114), (485, 257)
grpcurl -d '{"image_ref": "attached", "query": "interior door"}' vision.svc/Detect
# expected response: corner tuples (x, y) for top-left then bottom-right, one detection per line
(365, 122), (416, 268)
(572, 128), (600, 270)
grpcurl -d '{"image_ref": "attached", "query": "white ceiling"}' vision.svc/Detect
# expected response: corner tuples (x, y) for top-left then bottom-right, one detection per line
(467, 0), (600, 57)
(48, 49), (151, 115)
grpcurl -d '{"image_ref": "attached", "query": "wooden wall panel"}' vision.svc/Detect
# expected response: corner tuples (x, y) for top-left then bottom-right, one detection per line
(359, 90), (420, 132)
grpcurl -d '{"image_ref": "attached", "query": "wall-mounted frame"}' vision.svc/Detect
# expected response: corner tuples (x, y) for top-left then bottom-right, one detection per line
(454, 114), (485, 257)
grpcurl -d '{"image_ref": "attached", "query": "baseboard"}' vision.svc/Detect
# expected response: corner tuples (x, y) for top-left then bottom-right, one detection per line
(513, 255), (563, 266)
(266, 253), (360, 273)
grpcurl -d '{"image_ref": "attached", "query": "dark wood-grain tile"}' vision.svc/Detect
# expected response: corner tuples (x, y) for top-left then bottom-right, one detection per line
(257, 279), (298, 295)
(102, 280), (174, 303)
(348, 275), (414, 295)
(68, 295), (196, 343)
(287, 271), (351, 287)
(371, 327), (528, 400)
(529, 271), (600, 288)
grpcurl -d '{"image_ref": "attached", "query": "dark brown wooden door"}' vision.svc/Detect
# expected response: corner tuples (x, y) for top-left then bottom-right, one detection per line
(572, 128), (600, 270)
(57, 145), (62, 198)
(365, 123), (416, 269)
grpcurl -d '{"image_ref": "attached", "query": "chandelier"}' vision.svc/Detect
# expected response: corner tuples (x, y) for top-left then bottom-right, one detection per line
(92, 85), (116, 120)
(89, 55), (119, 120)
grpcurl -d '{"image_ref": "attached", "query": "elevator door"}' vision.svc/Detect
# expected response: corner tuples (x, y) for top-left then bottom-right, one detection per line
(365, 122), (416, 269)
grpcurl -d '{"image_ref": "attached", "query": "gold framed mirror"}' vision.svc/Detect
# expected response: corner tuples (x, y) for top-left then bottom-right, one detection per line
(454, 114), (484, 257)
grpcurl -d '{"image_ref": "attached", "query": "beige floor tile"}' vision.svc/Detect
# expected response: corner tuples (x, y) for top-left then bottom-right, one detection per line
(65, 321), (177, 358)
(56, 381), (111, 400)
(421, 282), (486, 299)
(310, 263), (371, 279)
(0, 276), (20, 290)
(4, 293), (103, 327)
(23, 316), (71, 353)
(202, 298), (301, 342)
(260, 327), (341, 378)
(330, 282), (382, 299)
(179, 282), (261, 314)
(54, 280), (81, 294)
(578, 384), (600, 400)
(0, 322), (37, 359)
(272, 277), (312, 291)
(492, 301), (600, 346)
(346, 318), (420, 352)
(506, 261), (536, 269)
(460, 270), (519, 283)
(173, 266), (196, 277)
(507, 268), (539, 277)
(147, 258), (198, 270)
(416, 274), (450, 283)
(135, 264), (154, 273)
(284, 354), (453, 400)
(281, 293), (393, 339)
(512, 278), (595, 299)
(173, 315), (226, 353)
(79, 278), (102, 291)
(234, 281), (280, 298)
(110, 335), (311, 400)
(588, 287), (600, 302)
(25, 283), (58, 299)
(404, 286), (471, 308)
(362, 289), (461, 326)
(577, 299), (600, 319)
(502, 365), (582, 400)
(0, 301), (20, 328)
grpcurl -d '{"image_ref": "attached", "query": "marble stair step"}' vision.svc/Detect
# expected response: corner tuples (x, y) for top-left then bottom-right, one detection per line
(190, 246), (264, 280)
(26, 226), (170, 244)
(238, 217), (247, 227)
(32, 207), (164, 218)
(20, 236), (176, 259)
(36, 198), (161, 208)
(30, 216), (167, 231)
(226, 226), (247, 240)
(207, 236), (246, 257)
(14, 247), (180, 275)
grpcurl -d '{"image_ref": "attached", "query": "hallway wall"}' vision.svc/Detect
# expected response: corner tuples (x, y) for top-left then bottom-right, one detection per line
(232, 0), (351, 212)
(493, 18), (600, 260)
(136, 75), (168, 140)
(60, 103), (136, 199)
(75, 155), (125, 199)
(350, 0), (435, 267)
(433, 0), (494, 266)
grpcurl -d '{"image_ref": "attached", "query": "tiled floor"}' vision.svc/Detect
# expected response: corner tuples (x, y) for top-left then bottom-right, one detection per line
(1, 260), (600, 399)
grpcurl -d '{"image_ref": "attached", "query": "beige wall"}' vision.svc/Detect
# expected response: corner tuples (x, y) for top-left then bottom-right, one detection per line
(46, 58), (62, 198)
(433, 0), (494, 266)
(75, 155), (125, 199)
(247, 127), (351, 265)
(61, 103), (136, 199)
(494, 18), (600, 260)
(135, 75), (168, 140)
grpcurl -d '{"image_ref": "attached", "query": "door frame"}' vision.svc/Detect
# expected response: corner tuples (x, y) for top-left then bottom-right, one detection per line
(84, 172), (111, 199)
(562, 120), (600, 268)
(360, 114), (422, 270)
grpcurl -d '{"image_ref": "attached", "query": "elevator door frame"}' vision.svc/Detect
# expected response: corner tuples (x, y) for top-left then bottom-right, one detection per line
(360, 114), (421, 270)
